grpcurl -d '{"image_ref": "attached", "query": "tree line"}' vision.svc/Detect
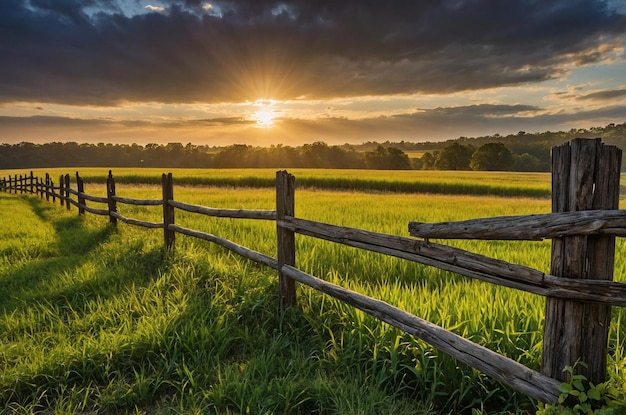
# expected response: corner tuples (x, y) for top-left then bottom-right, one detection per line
(0, 142), (412, 170)
(1, 122), (623, 171)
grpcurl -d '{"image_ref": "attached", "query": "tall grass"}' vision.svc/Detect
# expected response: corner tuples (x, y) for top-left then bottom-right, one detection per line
(0, 183), (624, 414)
(1, 168), (552, 198)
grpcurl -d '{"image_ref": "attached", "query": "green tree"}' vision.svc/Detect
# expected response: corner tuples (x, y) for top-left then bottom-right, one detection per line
(434, 143), (474, 170)
(364, 146), (411, 169)
(513, 153), (542, 171)
(470, 142), (514, 171)
(420, 152), (437, 170)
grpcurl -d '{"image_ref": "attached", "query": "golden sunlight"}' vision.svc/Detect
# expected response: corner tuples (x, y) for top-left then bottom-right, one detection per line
(253, 108), (276, 127)
(252, 99), (278, 128)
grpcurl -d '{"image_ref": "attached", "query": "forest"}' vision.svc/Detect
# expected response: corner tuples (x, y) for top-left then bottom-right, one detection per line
(1, 122), (624, 171)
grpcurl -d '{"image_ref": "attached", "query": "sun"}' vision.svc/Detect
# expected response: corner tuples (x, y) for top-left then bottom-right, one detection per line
(251, 99), (279, 128)
(253, 108), (276, 127)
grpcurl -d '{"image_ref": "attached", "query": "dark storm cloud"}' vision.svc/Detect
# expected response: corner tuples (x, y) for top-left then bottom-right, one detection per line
(1, 0), (625, 105)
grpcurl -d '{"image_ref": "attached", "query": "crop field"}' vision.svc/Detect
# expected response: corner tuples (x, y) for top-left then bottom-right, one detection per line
(1, 167), (553, 198)
(0, 170), (625, 414)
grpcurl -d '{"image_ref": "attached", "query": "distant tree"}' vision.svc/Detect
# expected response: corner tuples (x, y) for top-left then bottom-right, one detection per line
(470, 142), (514, 171)
(434, 143), (474, 170)
(420, 152), (436, 170)
(512, 153), (542, 171)
(364, 146), (411, 169)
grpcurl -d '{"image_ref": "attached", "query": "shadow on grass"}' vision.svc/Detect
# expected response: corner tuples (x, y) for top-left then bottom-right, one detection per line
(0, 195), (166, 316)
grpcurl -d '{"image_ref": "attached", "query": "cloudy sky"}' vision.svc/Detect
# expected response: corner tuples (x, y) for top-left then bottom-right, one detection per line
(1, 0), (625, 147)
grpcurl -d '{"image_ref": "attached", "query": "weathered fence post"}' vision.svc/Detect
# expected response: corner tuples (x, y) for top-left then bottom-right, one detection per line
(276, 170), (297, 309)
(107, 170), (117, 225)
(29, 171), (34, 194)
(45, 173), (50, 201)
(542, 138), (621, 385)
(64, 174), (71, 211)
(76, 171), (85, 215)
(162, 173), (175, 250)
(59, 174), (65, 207)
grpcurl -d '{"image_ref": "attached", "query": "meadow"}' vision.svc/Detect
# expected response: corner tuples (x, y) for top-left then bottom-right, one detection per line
(0, 169), (625, 414)
(3, 167), (553, 198)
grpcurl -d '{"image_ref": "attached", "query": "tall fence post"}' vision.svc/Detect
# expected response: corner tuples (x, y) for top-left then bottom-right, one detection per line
(276, 170), (297, 309)
(107, 170), (117, 225)
(29, 171), (34, 194)
(76, 171), (85, 215)
(64, 174), (71, 211)
(162, 173), (175, 250)
(542, 138), (621, 385)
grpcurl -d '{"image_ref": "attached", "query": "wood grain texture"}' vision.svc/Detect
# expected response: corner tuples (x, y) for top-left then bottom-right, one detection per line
(409, 209), (626, 240)
(276, 170), (297, 308)
(543, 138), (622, 385)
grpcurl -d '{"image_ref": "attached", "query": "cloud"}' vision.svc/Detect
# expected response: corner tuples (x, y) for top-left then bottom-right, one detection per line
(144, 5), (166, 12)
(578, 87), (626, 100)
(1, 0), (625, 106)
(3, 103), (624, 145)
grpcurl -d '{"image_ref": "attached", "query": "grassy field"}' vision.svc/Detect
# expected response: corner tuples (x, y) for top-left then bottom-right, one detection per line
(0, 168), (553, 198)
(0, 172), (625, 414)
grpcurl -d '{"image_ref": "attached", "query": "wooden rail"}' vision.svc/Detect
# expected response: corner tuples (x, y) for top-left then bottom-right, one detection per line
(1, 138), (623, 405)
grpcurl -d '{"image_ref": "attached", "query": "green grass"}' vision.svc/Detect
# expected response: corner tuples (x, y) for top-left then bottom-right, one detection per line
(1, 168), (553, 198)
(0, 179), (624, 414)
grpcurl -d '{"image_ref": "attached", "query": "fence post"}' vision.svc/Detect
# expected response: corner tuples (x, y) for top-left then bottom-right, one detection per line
(276, 170), (297, 309)
(45, 174), (50, 201)
(106, 170), (117, 225)
(59, 174), (65, 206)
(29, 171), (34, 194)
(162, 173), (175, 250)
(542, 138), (621, 385)
(76, 171), (85, 215)
(64, 174), (71, 211)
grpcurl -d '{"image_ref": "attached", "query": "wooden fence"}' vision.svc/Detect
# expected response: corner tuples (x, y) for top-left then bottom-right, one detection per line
(1, 137), (625, 404)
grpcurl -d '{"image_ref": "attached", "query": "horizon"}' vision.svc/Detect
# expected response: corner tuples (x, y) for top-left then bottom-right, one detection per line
(1, 1), (626, 147)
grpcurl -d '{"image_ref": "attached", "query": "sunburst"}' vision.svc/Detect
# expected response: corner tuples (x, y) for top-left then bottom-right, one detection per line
(252, 99), (279, 128)
(253, 108), (276, 127)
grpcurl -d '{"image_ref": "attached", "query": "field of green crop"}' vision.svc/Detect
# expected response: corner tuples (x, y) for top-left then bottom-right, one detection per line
(1, 167), (553, 198)
(0, 171), (625, 414)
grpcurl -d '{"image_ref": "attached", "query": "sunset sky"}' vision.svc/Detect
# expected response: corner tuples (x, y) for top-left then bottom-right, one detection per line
(1, 0), (625, 147)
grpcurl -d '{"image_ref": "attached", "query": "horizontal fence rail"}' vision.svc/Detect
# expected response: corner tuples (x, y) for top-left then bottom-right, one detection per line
(409, 209), (626, 240)
(1, 140), (623, 405)
(280, 216), (626, 306)
(168, 199), (276, 220)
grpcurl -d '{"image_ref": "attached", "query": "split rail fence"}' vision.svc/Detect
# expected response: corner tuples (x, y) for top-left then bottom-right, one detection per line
(1, 137), (625, 404)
